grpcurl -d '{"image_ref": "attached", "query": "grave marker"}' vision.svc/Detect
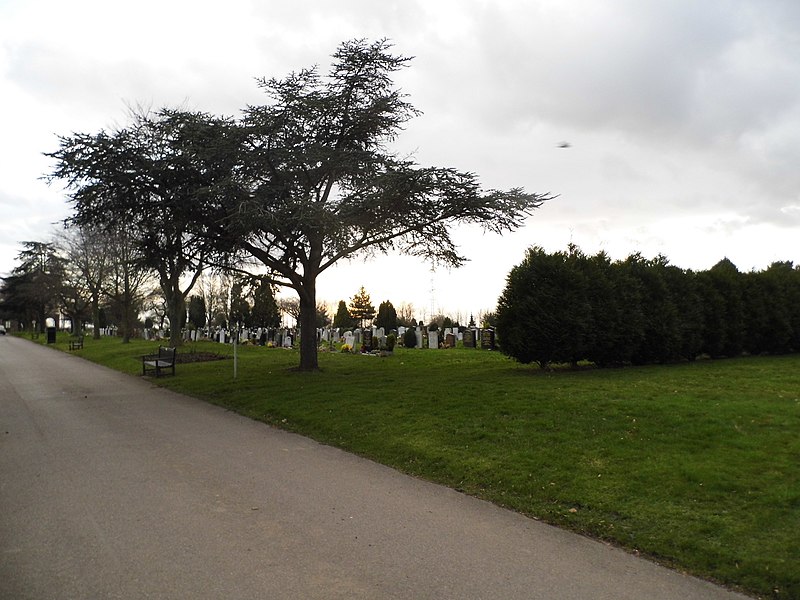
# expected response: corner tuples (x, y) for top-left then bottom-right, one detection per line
(463, 329), (476, 348)
(428, 330), (439, 349)
(481, 328), (496, 350)
(363, 328), (373, 351)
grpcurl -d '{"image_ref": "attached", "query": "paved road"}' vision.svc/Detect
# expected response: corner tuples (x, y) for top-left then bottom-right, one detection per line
(0, 335), (751, 599)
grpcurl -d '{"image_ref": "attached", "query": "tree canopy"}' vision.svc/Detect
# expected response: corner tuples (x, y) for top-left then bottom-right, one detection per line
(224, 39), (550, 369)
(46, 109), (239, 346)
(332, 300), (356, 329)
(348, 286), (376, 328)
(45, 39), (551, 368)
(375, 300), (398, 331)
(0, 242), (64, 332)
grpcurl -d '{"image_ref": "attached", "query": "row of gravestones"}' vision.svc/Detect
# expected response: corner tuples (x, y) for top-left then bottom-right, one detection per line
(391, 326), (496, 350)
(164, 326), (298, 347)
(342, 328), (385, 350)
(336, 327), (497, 350)
(462, 328), (496, 350)
(158, 324), (496, 351)
(421, 327), (495, 350)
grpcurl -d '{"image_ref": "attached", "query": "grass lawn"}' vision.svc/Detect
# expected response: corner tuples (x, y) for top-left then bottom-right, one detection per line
(43, 333), (800, 598)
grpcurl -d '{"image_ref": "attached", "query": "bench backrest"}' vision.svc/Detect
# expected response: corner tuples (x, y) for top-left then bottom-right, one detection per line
(158, 346), (177, 360)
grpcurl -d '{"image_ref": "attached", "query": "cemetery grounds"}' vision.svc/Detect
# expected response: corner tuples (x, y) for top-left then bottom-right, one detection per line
(40, 334), (800, 598)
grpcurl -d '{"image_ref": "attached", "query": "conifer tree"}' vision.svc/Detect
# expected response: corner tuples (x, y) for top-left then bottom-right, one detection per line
(375, 300), (398, 331)
(333, 300), (356, 329)
(349, 286), (376, 328)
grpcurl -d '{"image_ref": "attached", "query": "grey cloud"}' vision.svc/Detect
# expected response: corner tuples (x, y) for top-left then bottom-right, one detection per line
(411, 1), (798, 153)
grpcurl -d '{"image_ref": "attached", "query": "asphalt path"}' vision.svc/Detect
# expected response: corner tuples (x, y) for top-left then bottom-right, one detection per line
(0, 335), (752, 599)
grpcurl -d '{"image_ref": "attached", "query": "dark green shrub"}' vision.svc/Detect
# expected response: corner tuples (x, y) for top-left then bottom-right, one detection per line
(403, 327), (417, 348)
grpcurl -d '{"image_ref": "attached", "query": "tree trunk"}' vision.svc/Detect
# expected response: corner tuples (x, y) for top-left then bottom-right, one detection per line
(297, 279), (319, 371)
(38, 307), (47, 334)
(121, 291), (133, 343)
(92, 297), (101, 340)
(167, 293), (186, 348)
(121, 265), (133, 343)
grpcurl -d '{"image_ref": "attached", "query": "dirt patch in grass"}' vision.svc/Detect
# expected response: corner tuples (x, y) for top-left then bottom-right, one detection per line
(176, 351), (229, 364)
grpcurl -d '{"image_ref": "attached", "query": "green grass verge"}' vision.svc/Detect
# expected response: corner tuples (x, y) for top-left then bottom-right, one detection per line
(40, 333), (800, 598)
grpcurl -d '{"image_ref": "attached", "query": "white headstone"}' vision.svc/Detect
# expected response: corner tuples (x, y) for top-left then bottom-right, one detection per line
(428, 330), (439, 349)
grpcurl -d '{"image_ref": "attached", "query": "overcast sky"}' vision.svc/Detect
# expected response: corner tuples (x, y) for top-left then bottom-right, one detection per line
(2, 0), (799, 322)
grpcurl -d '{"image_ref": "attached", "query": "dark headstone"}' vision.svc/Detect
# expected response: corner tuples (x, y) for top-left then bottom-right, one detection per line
(480, 328), (495, 350)
(463, 329), (476, 348)
(363, 328), (373, 351)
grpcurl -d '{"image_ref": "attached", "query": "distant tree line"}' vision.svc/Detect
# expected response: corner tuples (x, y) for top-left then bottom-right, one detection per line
(0, 230), (283, 340)
(331, 288), (418, 331)
(496, 245), (800, 368)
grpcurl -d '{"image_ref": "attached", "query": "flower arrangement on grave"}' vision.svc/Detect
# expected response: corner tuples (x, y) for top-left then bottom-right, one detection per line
(340, 343), (352, 353)
(266, 341), (275, 348)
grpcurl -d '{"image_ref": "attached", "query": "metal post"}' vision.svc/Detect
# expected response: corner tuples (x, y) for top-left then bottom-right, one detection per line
(233, 330), (238, 379)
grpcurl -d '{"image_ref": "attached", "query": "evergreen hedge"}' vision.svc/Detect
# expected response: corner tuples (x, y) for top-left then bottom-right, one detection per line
(497, 246), (800, 368)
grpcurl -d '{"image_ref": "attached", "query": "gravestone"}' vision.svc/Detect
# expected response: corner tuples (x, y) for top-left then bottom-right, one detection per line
(481, 328), (496, 350)
(363, 328), (373, 351)
(445, 333), (456, 348)
(415, 328), (423, 349)
(463, 329), (476, 348)
(344, 331), (355, 348)
(398, 326), (406, 338)
(428, 330), (439, 349)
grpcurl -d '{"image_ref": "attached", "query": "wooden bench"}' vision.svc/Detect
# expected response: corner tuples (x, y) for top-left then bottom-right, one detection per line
(69, 335), (84, 350)
(141, 346), (177, 377)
